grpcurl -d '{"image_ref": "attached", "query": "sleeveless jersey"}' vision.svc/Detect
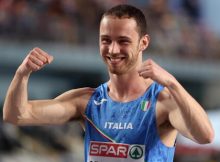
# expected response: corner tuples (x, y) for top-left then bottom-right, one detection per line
(84, 82), (175, 162)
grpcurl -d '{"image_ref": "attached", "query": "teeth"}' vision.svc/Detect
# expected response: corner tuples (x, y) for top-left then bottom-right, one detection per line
(110, 58), (121, 61)
(107, 56), (125, 63)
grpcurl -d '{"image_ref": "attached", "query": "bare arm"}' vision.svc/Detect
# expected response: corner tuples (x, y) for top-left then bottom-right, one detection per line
(159, 83), (213, 144)
(138, 59), (214, 144)
(3, 48), (93, 126)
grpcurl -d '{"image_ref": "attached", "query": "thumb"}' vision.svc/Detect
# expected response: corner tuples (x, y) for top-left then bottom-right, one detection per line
(47, 55), (54, 64)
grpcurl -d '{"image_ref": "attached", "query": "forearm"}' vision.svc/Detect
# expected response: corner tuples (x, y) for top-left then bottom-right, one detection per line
(167, 79), (214, 144)
(3, 70), (31, 124)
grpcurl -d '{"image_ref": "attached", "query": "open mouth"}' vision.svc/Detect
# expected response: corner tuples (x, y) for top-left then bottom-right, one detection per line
(107, 56), (126, 64)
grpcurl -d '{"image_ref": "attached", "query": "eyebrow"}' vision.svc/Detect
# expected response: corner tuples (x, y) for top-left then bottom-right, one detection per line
(100, 35), (109, 38)
(100, 35), (132, 40)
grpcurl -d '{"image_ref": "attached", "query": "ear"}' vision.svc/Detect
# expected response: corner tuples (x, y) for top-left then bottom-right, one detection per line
(139, 34), (150, 51)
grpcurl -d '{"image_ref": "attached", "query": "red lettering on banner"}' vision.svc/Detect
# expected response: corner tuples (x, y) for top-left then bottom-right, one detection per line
(90, 141), (129, 158)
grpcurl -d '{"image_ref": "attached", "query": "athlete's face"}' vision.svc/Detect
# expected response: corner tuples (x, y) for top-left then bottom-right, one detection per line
(99, 16), (146, 75)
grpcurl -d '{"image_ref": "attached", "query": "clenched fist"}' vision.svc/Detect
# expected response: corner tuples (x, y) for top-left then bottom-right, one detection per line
(17, 47), (54, 76)
(138, 59), (176, 87)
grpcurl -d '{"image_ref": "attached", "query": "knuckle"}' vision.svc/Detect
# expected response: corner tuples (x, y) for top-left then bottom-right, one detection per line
(148, 59), (154, 65)
(27, 55), (33, 61)
(148, 69), (153, 75)
(32, 65), (39, 71)
(30, 50), (37, 57)
(42, 56), (47, 63)
(33, 47), (39, 51)
(147, 58), (152, 62)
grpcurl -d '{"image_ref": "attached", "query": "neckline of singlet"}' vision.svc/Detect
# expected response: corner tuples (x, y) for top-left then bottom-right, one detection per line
(102, 82), (156, 104)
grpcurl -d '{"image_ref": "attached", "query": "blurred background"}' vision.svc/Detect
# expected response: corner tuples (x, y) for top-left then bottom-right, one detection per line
(0, 0), (220, 161)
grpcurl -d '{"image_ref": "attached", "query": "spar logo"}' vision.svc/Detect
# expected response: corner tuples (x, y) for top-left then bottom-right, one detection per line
(89, 141), (144, 159)
(90, 141), (129, 158)
(129, 145), (143, 159)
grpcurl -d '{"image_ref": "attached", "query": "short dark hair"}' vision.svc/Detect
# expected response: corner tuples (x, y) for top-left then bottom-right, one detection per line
(102, 4), (147, 37)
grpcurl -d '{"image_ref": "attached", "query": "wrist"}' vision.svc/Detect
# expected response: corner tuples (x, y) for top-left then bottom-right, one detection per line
(15, 67), (31, 79)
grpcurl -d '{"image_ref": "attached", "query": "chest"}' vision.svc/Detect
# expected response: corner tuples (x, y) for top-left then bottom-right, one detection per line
(88, 100), (154, 144)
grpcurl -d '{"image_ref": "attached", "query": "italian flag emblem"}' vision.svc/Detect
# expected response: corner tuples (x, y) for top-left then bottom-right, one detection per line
(141, 100), (151, 111)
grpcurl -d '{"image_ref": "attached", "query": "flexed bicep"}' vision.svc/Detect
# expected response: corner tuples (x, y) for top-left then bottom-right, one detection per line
(17, 87), (94, 126)
(160, 85), (214, 144)
(23, 99), (77, 125)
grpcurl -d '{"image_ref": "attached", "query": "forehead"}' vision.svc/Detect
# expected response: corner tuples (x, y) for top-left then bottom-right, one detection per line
(100, 16), (139, 38)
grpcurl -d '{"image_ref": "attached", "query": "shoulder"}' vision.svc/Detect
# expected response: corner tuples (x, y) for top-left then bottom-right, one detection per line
(55, 87), (95, 102)
(74, 87), (96, 104)
(157, 87), (177, 113)
(73, 87), (96, 113)
(158, 87), (172, 102)
(71, 87), (95, 98)
(55, 87), (95, 112)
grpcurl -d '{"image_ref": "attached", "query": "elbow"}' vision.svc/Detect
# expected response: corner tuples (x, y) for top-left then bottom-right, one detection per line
(3, 112), (9, 123)
(3, 116), (13, 124)
(198, 128), (215, 144)
(3, 107), (13, 124)
(206, 128), (215, 144)
(3, 113), (19, 125)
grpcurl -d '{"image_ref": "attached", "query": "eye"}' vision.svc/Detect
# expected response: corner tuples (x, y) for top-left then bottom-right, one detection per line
(118, 39), (130, 45)
(101, 38), (111, 44)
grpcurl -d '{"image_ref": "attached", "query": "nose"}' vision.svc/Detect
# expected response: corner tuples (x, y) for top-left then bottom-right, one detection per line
(109, 42), (120, 54)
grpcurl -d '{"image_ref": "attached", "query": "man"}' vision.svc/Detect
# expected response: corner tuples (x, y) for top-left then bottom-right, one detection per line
(3, 4), (214, 162)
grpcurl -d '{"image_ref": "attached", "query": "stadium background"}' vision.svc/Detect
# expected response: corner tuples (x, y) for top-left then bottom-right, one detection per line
(0, 0), (220, 161)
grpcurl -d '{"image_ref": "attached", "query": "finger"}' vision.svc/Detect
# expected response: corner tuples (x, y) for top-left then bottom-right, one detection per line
(141, 59), (155, 68)
(34, 47), (48, 57)
(139, 70), (152, 79)
(145, 59), (154, 65)
(138, 64), (151, 73)
(34, 47), (54, 64)
(32, 49), (47, 63)
(27, 59), (41, 71)
(47, 55), (54, 64)
(29, 53), (44, 67)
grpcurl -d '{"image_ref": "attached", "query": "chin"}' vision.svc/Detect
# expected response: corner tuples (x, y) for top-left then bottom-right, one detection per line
(109, 68), (128, 75)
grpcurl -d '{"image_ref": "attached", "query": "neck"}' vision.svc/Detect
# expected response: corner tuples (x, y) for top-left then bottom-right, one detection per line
(107, 70), (153, 102)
